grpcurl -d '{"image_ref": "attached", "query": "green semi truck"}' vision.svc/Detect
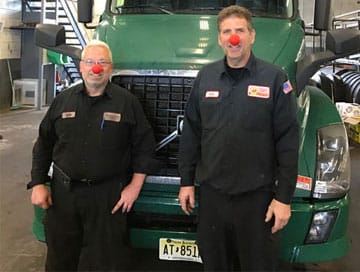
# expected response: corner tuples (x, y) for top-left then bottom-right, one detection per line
(33, 0), (360, 264)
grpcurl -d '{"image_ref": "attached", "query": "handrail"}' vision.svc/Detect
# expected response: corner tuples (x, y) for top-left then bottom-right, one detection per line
(332, 10), (360, 30)
(23, 0), (33, 12)
(333, 10), (360, 20)
(58, 0), (87, 48)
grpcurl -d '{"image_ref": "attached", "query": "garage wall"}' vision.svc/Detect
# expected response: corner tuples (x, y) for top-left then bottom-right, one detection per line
(299, 0), (359, 25)
(0, 1), (22, 111)
(0, 0), (358, 112)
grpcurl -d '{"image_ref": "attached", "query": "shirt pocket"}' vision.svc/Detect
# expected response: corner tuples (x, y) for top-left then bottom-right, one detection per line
(101, 119), (132, 150)
(55, 117), (77, 143)
(199, 97), (222, 131)
(238, 98), (272, 131)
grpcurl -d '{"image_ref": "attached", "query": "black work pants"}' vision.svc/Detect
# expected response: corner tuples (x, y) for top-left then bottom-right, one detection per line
(197, 185), (279, 271)
(44, 176), (131, 271)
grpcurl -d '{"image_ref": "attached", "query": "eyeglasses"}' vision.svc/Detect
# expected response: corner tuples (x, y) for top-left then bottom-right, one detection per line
(82, 59), (112, 66)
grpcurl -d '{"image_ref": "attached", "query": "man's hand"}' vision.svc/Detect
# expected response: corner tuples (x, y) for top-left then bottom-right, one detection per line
(31, 184), (52, 209)
(178, 186), (195, 215)
(265, 199), (291, 233)
(111, 173), (145, 214)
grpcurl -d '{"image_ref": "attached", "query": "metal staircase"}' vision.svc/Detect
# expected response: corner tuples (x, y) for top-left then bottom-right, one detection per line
(22, 0), (87, 83)
(57, 0), (86, 83)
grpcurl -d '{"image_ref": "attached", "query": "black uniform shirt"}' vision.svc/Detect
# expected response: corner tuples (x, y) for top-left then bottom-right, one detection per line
(29, 82), (156, 188)
(179, 53), (299, 204)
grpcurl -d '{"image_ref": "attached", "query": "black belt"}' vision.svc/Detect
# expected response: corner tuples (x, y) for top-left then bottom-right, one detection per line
(52, 163), (116, 190)
(71, 178), (99, 186)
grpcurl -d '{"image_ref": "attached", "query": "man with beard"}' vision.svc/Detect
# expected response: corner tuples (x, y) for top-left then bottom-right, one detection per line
(29, 40), (156, 271)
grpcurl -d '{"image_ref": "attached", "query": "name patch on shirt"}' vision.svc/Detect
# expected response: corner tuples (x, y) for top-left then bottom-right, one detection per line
(103, 112), (121, 122)
(61, 111), (76, 119)
(247, 85), (270, 99)
(205, 90), (220, 98)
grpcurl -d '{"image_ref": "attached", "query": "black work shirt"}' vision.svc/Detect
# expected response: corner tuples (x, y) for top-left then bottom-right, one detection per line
(29, 82), (156, 188)
(179, 54), (299, 204)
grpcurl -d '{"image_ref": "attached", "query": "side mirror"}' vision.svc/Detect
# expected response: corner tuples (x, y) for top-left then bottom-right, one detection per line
(314, 0), (331, 31)
(35, 24), (82, 67)
(35, 24), (66, 47)
(296, 29), (360, 93)
(78, 0), (93, 24)
(326, 28), (360, 56)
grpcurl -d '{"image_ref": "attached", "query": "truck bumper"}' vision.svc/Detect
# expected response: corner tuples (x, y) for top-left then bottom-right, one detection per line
(130, 228), (197, 249)
(32, 205), (46, 242)
(32, 187), (350, 263)
(280, 235), (350, 263)
(128, 193), (350, 263)
(279, 195), (350, 263)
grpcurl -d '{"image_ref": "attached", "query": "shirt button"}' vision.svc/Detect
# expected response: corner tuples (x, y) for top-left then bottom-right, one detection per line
(87, 124), (91, 128)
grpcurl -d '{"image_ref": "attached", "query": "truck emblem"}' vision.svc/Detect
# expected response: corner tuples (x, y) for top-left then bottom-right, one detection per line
(156, 115), (184, 151)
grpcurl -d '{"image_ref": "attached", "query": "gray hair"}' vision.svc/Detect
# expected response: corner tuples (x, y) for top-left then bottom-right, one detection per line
(81, 40), (113, 61)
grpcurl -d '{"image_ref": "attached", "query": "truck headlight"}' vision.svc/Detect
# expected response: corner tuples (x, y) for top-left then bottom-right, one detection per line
(305, 210), (337, 244)
(313, 124), (351, 199)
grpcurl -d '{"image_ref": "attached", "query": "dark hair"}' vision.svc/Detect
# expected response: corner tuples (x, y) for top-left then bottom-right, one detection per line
(217, 5), (254, 32)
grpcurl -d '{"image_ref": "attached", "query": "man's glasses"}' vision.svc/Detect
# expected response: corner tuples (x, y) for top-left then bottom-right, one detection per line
(82, 59), (112, 66)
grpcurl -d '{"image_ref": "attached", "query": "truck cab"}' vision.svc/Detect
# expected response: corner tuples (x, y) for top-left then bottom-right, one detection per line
(33, 0), (360, 263)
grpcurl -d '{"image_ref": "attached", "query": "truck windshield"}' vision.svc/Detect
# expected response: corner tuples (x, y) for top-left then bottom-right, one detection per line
(109, 0), (294, 18)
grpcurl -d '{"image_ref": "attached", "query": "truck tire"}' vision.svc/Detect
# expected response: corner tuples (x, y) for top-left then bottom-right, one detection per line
(336, 70), (360, 103)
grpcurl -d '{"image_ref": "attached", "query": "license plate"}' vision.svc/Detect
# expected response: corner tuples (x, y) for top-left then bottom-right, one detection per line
(159, 238), (202, 263)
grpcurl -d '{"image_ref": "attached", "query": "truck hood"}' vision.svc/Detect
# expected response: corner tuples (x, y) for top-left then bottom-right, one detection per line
(98, 15), (294, 71)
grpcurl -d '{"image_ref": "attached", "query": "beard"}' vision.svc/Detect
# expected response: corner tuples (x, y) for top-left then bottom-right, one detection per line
(85, 78), (107, 90)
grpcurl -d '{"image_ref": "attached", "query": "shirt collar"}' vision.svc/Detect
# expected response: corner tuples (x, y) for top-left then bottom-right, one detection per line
(75, 81), (113, 99)
(219, 51), (256, 78)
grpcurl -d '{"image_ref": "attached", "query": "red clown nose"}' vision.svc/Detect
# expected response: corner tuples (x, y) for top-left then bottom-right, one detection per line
(92, 64), (103, 74)
(229, 34), (240, 46)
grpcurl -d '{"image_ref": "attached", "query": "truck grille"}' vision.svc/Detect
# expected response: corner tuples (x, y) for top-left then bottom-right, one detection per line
(112, 75), (194, 176)
(128, 211), (197, 232)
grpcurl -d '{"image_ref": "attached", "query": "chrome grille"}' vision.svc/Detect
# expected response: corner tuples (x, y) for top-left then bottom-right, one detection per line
(112, 75), (194, 176)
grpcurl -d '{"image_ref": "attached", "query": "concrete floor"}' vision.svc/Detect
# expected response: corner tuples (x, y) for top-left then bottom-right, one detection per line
(0, 108), (359, 271)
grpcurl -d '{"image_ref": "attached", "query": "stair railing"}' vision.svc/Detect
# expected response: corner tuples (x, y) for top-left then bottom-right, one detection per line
(58, 0), (87, 48)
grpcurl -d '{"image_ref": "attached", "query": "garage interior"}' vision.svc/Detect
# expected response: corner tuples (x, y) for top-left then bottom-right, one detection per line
(0, 0), (360, 271)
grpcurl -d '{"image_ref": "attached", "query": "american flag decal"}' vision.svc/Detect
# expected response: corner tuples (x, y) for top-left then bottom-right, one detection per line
(283, 80), (293, 94)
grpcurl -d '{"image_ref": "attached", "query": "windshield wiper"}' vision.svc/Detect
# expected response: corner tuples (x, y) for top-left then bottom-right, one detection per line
(119, 5), (174, 15)
(191, 7), (223, 11)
